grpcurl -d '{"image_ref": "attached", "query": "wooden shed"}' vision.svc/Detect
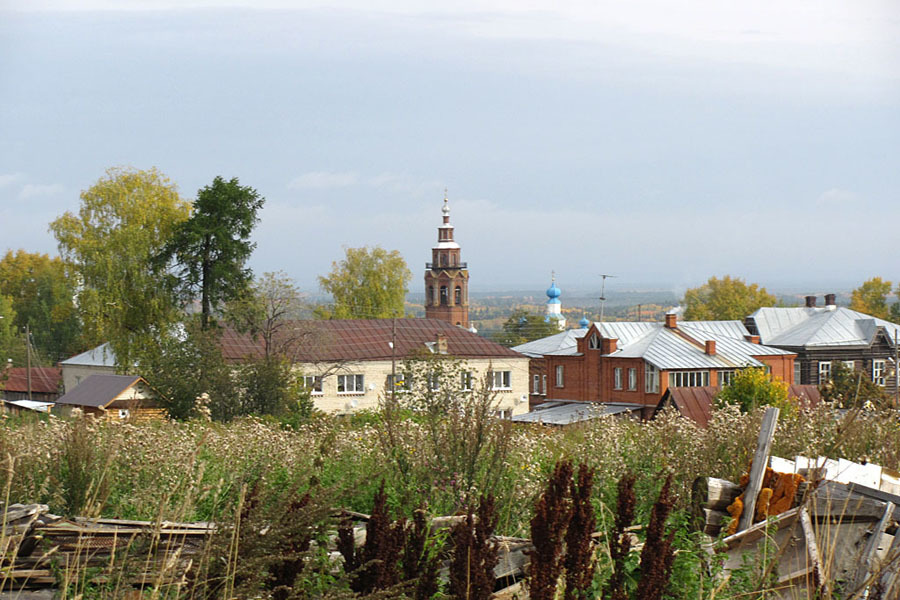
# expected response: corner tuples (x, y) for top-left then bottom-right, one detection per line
(53, 374), (166, 422)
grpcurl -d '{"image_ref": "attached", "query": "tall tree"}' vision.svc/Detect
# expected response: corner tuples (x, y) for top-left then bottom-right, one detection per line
(159, 176), (264, 329)
(0, 250), (81, 363)
(50, 167), (190, 368)
(849, 277), (892, 320)
(682, 275), (777, 321)
(317, 246), (411, 319)
(0, 294), (25, 367)
(493, 309), (558, 347)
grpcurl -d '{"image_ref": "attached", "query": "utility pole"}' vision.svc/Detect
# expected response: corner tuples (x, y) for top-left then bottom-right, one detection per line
(25, 324), (32, 401)
(390, 317), (396, 405)
(598, 274), (617, 324)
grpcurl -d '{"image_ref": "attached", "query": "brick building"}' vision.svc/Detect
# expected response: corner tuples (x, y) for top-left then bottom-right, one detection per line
(514, 313), (796, 417)
(424, 193), (470, 328)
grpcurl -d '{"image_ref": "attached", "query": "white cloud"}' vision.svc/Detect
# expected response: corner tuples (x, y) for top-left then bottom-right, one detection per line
(366, 173), (443, 197)
(816, 188), (860, 207)
(287, 171), (359, 190)
(18, 183), (64, 200)
(0, 174), (23, 188)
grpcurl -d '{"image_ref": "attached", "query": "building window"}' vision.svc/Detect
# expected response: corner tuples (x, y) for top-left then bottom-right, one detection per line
(427, 373), (440, 391)
(495, 409), (512, 420)
(302, 375), (323, 395)
(427, 286), (434, 305)
(542, 374), (547, 395)
(118, 409), (130, 419)
(460, 371), (473, 391)
(455, 286), (462, 305)
(614, 367), (623, 390)
(338, 374), (365, 394)
(386, 373), (409, 391)
(719, 370), (735, 387)
(440, 286), (448, 305)
(793, 361), (801, 384)
(490, 370), (511, 390)
(668, 371), (710, 387)
(644, 363), (660, 393)
(873, 359), (886, 386)
(843, 360), (855, 371)
(818, 361), (832, 383)
(589, 334), (600, 349)
(555, 365), (564, 387)
(627, 368), (637, 391)
(533, 374), (540, 394)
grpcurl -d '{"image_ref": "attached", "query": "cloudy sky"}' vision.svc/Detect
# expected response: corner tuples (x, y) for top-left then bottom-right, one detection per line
(1, 1), (898, 296)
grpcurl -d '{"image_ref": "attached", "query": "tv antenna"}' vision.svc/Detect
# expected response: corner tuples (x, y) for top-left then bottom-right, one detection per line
(598, 274), (617, 324)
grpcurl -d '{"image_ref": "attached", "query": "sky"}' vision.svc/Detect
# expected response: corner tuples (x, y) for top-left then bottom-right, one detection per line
(1, 0), (898, 298)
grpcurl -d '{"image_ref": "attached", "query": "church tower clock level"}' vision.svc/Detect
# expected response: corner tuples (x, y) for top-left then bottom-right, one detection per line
(425, 193), (469, 328)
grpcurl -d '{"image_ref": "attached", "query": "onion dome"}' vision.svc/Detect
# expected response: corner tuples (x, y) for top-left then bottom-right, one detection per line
(579, 316), (590, 328)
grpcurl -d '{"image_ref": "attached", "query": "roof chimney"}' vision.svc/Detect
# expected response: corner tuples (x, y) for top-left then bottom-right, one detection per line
(705, 340), (716, 355)
(435, 333), (448, 354)
(805, 295), (817, 308)
(664, 313), (677, 329)
(601, 338), (618, 354)
(824, 293), (836, 307)
(744, 334), (760, 344)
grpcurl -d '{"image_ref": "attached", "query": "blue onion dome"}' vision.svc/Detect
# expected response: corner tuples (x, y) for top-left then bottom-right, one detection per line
(579, 316), (590, 328)
(546, 282), (561, 299)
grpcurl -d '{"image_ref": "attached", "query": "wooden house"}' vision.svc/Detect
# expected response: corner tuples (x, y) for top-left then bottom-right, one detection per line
(54, 374), (166, 422)
(0, 367), (62, 403)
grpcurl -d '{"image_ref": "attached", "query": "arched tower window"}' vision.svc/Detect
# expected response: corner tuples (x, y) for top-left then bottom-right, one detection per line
(440, 254), (447, 267)
(440, 285), (448, 306)
(454, 286), (462, 305)
(427, 286), (434, 306)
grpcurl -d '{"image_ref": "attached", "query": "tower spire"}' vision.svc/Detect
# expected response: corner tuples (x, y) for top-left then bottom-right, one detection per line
(425, 191), (469, 328)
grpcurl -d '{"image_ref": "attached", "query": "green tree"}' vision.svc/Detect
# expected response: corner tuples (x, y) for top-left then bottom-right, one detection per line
(716, 367), (789, 413)
(158, 176), (265, 329)
(819, 361), (890, 409)
(141, 322), (235, 420)
(493, 309), (558, 347)
(0, 250), (81, 362)
(682, 276), (777, 321)
(317, 246), (411, 319)
(0, 295), (25, 367)
(50, 167), (191, 368)
(849, 277), (892, 320)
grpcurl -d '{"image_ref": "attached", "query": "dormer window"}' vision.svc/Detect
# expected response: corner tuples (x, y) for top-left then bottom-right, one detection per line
(588, 333), (600, 349)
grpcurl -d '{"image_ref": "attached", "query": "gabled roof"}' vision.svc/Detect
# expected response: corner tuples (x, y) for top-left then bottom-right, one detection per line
(220, 319), (524, 363)
(748, 306), (900, 348)
(659, 384), (822, 428)
(55, 374), (143, 408)
(512, 328), (586, 357)
(599, 320), (793, 370)
(1, 367), (61, 394)
(60, 343), (117, 367)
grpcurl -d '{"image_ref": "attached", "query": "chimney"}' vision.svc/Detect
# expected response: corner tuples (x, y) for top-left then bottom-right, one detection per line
(824, 293), (836, 307)
(665, 313), (677, 329)
(705, 340), (716, 355)
(601, 338), (618, 354)
(744, 334), (760, 344)
(435, 333), (448, 354)
(805, 295), (817, 308)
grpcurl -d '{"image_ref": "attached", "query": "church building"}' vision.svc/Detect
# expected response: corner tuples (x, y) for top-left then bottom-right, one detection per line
(424, 193), (470, 328)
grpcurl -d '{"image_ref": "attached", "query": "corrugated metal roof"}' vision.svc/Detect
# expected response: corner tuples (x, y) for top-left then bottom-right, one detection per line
(749, 306), (900, 348)
(512, 329), (585, 357)
(512, 401), (642, 425)
(220, 319), (524, 363)
(55, 374), (142, 408)
(3, 399), (53, 412)
(1, 367), (61, 394)
(60, 343), (117, 367)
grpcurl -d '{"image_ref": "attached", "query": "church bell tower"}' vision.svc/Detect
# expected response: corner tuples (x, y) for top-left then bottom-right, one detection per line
(425, 192), (469, 328)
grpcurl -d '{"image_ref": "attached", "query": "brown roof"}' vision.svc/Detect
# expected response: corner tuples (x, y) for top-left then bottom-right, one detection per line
(55, 374), (143, 408)
(218, 319), (523, 363)
(1, 367), (62, 394)
(658, 383), (824, 427)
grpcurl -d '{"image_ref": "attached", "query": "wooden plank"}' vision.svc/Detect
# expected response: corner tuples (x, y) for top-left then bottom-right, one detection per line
(835, 459), (882, 489)
(738, 407), (779, 532)
(849, 501), (894, 594)
(878, 530), (900, 599)
(799, 507), (825, 591)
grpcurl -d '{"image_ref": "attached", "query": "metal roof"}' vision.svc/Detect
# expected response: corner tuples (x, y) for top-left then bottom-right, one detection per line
(512, 328), (586, 358)
(1, 367), (61, 394)
(658, 384), (822, 428)
(60, 343), (117, 367)
(55, 374), (142, 408)
(511, 401), (642, 425)
(3, 399), (53, 412)
(749, 306), (900, 348)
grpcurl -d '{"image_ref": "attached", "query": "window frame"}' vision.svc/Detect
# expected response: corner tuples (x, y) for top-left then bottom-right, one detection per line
(490, 370), (512, 390)
(613, 367), (623, 390)
(302, 375), (324, 395)
(644, 363), (660, 393)
(873, 359), (886, 386)
(818, 361), (832, 383)
(337, 374), (365, 394)
(555, 365), (564, 388)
